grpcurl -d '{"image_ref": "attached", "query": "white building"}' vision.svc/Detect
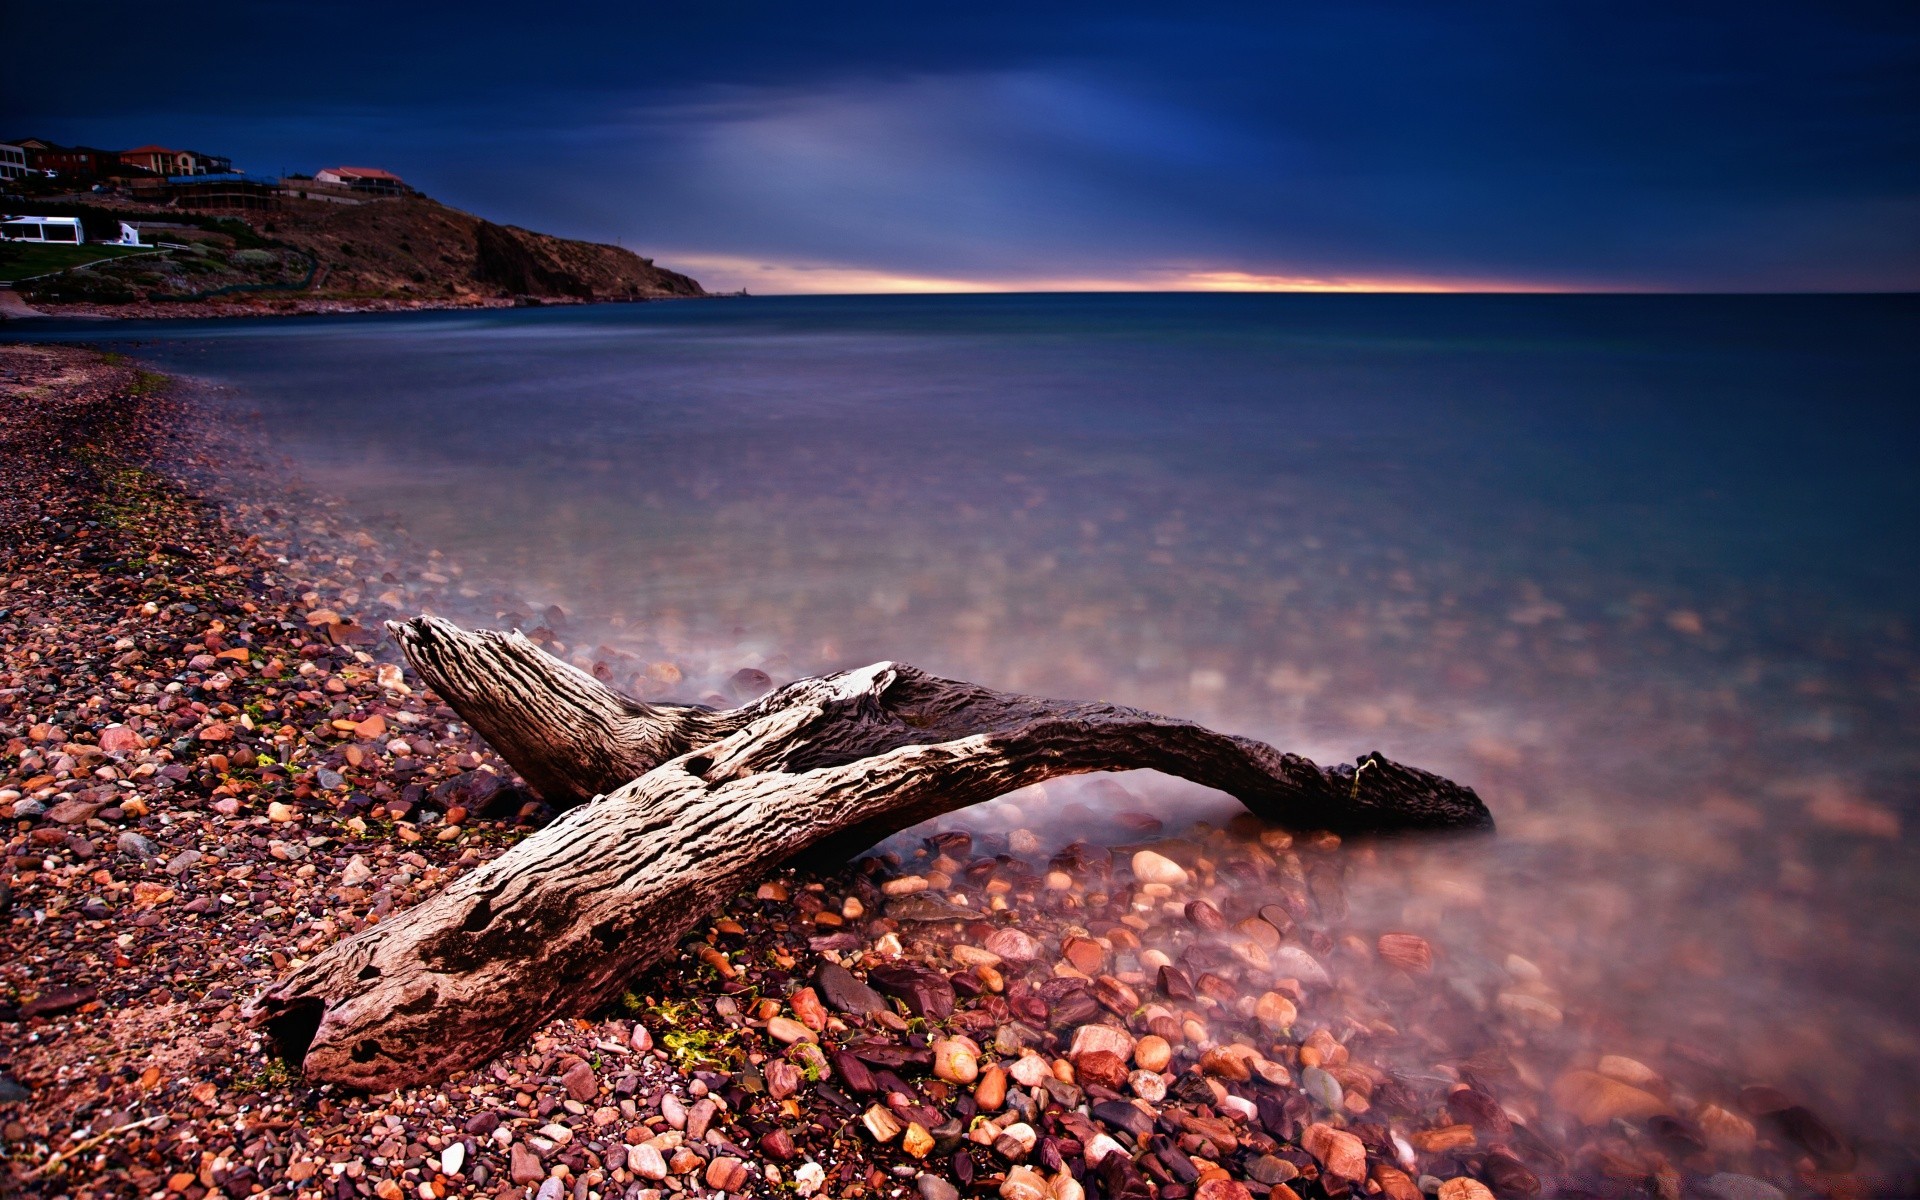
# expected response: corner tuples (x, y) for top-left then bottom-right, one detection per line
(0, 144), (27, 181)
(0, 215), (85, 243)
(314, 166), (410, 196)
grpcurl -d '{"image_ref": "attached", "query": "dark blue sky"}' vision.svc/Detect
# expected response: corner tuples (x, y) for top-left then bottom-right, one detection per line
(8, 1), (1916, 291)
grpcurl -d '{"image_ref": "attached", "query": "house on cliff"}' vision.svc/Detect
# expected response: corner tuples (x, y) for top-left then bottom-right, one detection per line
(119, 145), (231, 177)
(313, 166), (412, 197)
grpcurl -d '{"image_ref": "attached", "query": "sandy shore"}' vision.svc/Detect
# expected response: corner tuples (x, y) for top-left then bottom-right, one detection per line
(0, 345), (1892, 1200)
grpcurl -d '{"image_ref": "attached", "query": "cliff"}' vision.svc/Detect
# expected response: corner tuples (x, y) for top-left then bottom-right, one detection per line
(264, 197), (703, 302)
(6, 194), (702, 315)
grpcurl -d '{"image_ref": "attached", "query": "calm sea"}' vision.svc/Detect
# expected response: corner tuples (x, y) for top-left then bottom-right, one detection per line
(14, 292), (1920, 1152)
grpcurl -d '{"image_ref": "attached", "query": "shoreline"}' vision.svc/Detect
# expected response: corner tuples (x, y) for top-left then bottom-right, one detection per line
(0, 292), (721, 323)
(0, 345), (1895, 1199)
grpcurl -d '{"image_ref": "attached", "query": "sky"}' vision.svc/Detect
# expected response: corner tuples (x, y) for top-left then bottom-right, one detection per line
(6, 1), (1917, 293)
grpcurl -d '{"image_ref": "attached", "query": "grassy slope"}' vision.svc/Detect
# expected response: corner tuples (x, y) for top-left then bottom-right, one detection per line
(0, 243), (153, 282)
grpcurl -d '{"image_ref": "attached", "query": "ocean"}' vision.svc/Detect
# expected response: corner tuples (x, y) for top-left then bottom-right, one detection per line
(14, 291), (1919, 1159)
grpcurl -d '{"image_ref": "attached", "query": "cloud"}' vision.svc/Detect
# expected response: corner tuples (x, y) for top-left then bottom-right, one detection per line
(8, 2), (1916, 291)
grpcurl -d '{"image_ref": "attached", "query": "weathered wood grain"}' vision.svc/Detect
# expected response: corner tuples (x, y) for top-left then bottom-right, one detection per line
(246, 617), (1490, 1089)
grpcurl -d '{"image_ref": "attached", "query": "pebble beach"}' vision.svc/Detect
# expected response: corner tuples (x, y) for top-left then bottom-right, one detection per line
(2, 340), (1915, 1200)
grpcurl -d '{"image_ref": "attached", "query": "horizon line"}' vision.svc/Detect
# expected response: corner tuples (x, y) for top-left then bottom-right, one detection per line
(659, 254), (1917, 298)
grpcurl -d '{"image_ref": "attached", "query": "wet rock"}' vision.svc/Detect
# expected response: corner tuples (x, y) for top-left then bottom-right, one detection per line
(933, 1039), (979, 1084)
(1377, 932), (1433, 973)
(117, 831), (160, 860)
(817, 962), (888, 1016)
(832, 1049), (878, 1093)
(1247, 1154), (1299, 1185)
(1437, 1180), (1494, 1200)
(439, 1142), (465, 1175)
(1255, 991), (1297, 1031)
(767, 1015), (815, 1044)
(1698, 1104), (1757, 1154)
(863, 1105), (903, 1142)
(890, 892), (978, 921)
(1130, 849), (1187, 886)
(869, 963), (955, 1018)
(1185, 899), (1228, 932)
(1767, 1105), (1853, 1170)
(902, 1121), (935, 1158)
(1699, 1175), (1786, 1200)
(1373, 1164), (1422, 1200)
(1302, 1122), (1367, 1183)
(1133, 1034), (1171, 1071)
(339, 854), (373, 887)
(1099, 1150), (1156, 1200)
(558, 1058), (597, 1102)
(1069, 1023), (1135, 1060)
(917, 1173), (960, 1200)
(992, 1121), (1038, 1160)
(705, 1156), (750, 1191)
(509, 1143), (545, 1185)
(1301, 1066), (1342, 1110)
(631, 1144), (667, 1180)
(1446, 1086), (1511, 1134)
(1073, 1050), (1129, 1090)
(1001, 1165), (1049, 1200)
(1091, 1099), (1154, 1136)
(47, 798), (102, 824)
(1199, 1047), (1253, 1082)
(1495, 992), (1562, 1027)
(975, 1064), (1007, 1110)
(1595, 1054), (1662, 1090)
(788, 985), (828, 1030)
(1061, 934), (1107, 973)
(1482, 1149), (1539, 1198)
(1272, 946), (1330, 987)
(19, 986), (96, 1019)
(985, 927), (1043, 964)
(1551, 1069), (1669, 1124)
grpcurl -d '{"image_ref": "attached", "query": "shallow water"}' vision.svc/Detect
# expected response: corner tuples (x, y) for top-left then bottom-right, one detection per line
(15, 293), (1920, 1163)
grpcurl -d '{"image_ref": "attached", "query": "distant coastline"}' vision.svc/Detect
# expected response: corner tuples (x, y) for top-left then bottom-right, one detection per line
(0, 193), (703, 320)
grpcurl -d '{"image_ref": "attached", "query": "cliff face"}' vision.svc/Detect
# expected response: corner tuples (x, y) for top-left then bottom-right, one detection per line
(263, 197), (703, 301)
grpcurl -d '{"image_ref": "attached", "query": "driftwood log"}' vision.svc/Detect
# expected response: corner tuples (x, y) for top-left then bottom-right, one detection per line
(246, 616), (1491, 1090)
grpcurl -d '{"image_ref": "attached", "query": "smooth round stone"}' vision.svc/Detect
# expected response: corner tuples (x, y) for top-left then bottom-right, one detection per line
(1130, 850), (1188, 886)
(1273, 946), (1331, 987)
(767, 1015), (816, 1044)
(1302, 1065), (1343, 1111)
(918, 1174), (961, 1200)
(1700, 1175), (1787, 1200)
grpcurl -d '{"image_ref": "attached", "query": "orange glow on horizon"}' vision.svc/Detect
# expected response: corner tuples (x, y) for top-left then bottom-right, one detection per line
(663, 253), (1608, 296)
(1174, 269), (1571, 294)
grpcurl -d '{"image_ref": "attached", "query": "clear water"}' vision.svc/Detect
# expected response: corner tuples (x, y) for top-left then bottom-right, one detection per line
(15, 293), (1920, 1157)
